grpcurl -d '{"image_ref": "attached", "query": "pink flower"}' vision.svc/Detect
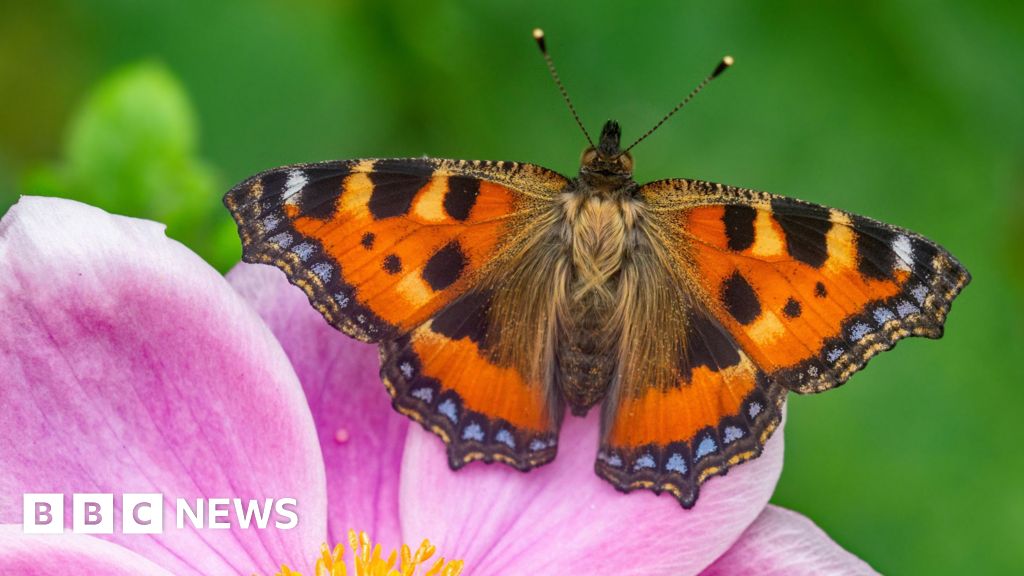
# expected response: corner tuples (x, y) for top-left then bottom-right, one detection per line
(0, 197), (875, 574)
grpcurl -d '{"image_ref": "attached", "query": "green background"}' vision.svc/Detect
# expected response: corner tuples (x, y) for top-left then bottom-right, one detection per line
(3, 1), (1022, 572)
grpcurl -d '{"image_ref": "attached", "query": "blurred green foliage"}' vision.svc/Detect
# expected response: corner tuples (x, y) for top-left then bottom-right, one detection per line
(2, 1), (1022, 573)
(22, 62), (235, 268)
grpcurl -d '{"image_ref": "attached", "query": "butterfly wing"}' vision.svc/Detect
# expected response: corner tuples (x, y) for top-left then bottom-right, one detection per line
(596, 305), (787, 508)
(226, 158), (569, 469)
(597, 177), (969, 507)
(380, 288), (563, 470)
(648, 178), (970, 391)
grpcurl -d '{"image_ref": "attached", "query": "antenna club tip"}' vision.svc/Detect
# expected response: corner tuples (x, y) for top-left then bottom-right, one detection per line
(532, 28), (547, 52)
(711, 55), (734, 79)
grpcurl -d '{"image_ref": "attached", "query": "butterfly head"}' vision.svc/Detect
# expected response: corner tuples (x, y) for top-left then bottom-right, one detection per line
(580, 120), (634, 185)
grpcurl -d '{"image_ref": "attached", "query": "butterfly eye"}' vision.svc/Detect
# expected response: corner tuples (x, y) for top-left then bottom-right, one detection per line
(618, 151), (634, 173)
(580, 147), (599, 167)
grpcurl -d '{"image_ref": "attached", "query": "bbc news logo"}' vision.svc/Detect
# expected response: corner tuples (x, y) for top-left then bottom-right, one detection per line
(22, 494), (298, 534)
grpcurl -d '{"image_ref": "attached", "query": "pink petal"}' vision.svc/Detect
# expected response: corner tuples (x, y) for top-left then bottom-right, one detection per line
(0, 525), (176, 576)
(400, 408), (785, 575)
(228, 263), (408, 550)
(0, 198), (326, 574)
(701, 505), (878, 575)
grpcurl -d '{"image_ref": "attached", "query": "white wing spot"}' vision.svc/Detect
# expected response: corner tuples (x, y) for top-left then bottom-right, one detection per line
(284, 170), (308, 199)
(892, 235), (914, 271)
(748, 401), (763, 419)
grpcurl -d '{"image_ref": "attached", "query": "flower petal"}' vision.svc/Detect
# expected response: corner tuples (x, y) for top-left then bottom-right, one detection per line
(0, 198), (326, 574)
(400, 408), (784, 575)
(700, 505), (878, 575)
(0, 525), (176, 576)
(228, 263), (408, 550)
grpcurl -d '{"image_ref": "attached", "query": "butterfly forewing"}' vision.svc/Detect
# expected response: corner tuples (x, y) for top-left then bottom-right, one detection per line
(641, 178), (970, 393)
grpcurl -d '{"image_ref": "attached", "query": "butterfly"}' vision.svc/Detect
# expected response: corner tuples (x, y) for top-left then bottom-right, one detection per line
(224, 30), (969, 508)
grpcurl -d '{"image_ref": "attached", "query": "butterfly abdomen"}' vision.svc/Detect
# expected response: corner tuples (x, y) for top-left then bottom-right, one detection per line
(556, 193), (629, 414)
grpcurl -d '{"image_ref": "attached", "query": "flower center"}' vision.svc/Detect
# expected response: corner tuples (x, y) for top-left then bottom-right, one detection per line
(268, 529), (464, 576)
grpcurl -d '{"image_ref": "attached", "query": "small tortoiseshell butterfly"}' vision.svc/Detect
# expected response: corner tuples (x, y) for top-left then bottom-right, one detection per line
(225, 30), (969, 508)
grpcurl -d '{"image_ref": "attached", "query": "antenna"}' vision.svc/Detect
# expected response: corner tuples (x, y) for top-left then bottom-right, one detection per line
(620, 55), (734, 155)
(532, 28), (595, 149)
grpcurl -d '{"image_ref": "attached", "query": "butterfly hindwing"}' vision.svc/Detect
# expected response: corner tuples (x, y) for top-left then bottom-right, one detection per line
(597, 306), (787, 508)
(380, 288), (563, 470)
(226, 157), (569, 466)
(641, 178), (970, 393)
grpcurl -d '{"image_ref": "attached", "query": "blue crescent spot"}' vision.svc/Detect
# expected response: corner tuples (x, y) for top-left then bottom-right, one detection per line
(911, 284), (928, 305)
(633, 453), (656, 471)
(292, 242), (315, 261)
(410, 387), (433, 403)
(873, 307), (896, 324)
(495, 429), (515, 449)
(438, 399), (458, 423)
(723, 426), (744, 444)
(666, 453), (688, 474)
(261, 215), (281, 232)
(696, 436), (718, 459)
(897, 300), (919, 318)
(311, 262), (332, 282)
(849, 322), (872, 342)
(268, 232), (294, 249)
(461, 423), (484, 442)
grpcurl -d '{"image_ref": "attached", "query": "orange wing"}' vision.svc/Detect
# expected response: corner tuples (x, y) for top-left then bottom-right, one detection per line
(641, 178), (970, 393)
(597, 178), (968, 508)
(381, 289), (563, 470)
(225, 158), (566, 342)
(225, 158), (569, 469)
(597, 307), (786, 508)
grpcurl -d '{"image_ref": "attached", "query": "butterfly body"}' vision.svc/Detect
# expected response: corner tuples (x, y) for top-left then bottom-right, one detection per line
(226, 122), (968, 508)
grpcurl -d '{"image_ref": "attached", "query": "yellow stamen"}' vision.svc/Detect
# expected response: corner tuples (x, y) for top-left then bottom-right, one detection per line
(263, 530), (464, 576)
